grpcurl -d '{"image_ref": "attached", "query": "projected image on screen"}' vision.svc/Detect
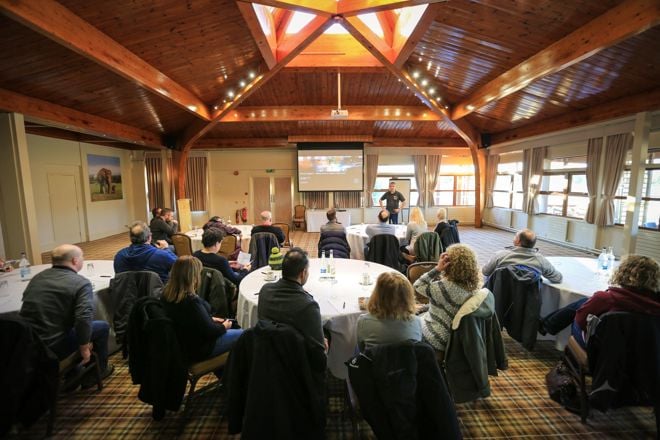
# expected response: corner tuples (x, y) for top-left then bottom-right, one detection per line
(298, 149), (363, 191)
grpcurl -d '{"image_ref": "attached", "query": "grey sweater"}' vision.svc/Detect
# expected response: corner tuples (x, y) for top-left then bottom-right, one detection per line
(481, 246), (562, 283)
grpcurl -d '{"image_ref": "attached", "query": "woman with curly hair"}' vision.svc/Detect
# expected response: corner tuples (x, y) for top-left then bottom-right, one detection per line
(541, 255), (660, 345)
(357, 272), (422, 350)
(413, 244), (490, 354)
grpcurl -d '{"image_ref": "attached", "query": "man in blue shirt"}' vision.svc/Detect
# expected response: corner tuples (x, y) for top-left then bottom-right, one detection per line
(114, 221), (177, 283)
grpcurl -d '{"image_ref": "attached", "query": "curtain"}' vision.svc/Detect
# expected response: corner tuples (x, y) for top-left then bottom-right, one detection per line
(167, 156), (176, 208)
(145, 157), (163, 212)
(365, 154), (379, 207)
(301, 191), (328, 209)
(523, 147), (546, 215)
(485, 154), (500, 208)
(413, 155), (426, 207)
(333, 191), (361, 208)
(596, 133), (632, 226)
(584, 137), (603, 224)
(185, 156), (207, 211)
(427, 155), (441, 206)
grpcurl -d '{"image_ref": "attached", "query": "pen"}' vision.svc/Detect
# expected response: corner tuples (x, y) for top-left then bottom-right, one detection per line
(342, 301), (346, 309)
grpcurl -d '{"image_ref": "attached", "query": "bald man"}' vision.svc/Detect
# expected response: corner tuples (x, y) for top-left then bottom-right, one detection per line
(20, 245), (113, 383)
(251, 210), (285, 245)
(482, 229), (562, 283)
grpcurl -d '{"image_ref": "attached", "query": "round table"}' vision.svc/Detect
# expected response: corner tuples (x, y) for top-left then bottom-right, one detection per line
(237, 258), (395, 379)
(345, 224), (407, 260)
(186, 224), (252, 253)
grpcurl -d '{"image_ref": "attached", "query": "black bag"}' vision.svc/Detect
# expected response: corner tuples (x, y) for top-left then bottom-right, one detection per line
(545, 360), (580, 413)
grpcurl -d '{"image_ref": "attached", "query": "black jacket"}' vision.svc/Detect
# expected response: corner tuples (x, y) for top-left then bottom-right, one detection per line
(149, 217), (177, 244)
(586, 311), (660, 411)
(248, 232), (280, 270)
(318, 230), (351, 259)
(0, 312), (59, 436)
(347, 341), (462, 440)
(225, 320), (326, 439)
(198, 267), (232, 318)
(127, 297), (187, 420)
(366, 234), (404, 272)
(485, 265), (541, 350)
(433, 220), (460, 249)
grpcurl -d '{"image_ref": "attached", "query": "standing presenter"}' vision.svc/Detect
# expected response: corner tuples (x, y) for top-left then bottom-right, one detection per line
(379, 181), (406, 224)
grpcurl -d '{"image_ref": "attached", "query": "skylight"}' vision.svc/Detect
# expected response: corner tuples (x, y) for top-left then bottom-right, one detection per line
(325, 22), (348, 34)
(285, 11), (316, 34)
(357, 13), (384, 38)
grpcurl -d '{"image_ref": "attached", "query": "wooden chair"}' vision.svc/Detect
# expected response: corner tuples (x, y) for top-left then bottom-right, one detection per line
(273, 222), (291, 247)
(407, 262), (436, 304)
(183, 352), (229, 418)
(292, 205), (306, 231)
(218, 234), (238, 259)
(172, 233), (193, 256)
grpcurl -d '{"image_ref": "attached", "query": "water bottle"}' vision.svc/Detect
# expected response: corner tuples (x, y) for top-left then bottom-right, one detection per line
(597, 247), (608, 273)
(320, 250), (327, 275)
(329, 250), (335, 278)
(19, 251), (31, 279)
(607, 247), (615, 273)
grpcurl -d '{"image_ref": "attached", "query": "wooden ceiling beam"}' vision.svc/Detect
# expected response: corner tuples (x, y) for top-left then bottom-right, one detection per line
(376, 11), (394, 47)
(237, 2), (277, 69)
(491, 87), (660, 145)
(192, 136), (468, 149)
(0, 88), (165, 148)
(218, 106), (442, 122)
(193, 138), (291, 149)
(392, 3), (440, 68)
(236, 0), (334, 16)
(452, 0), (660, 120)
(338, 0), (447, 17)
(344, 16), (395, 63)
(373, 137), (466, 148)
(0, 0), (211, 121)
(276, 10), (294, 42)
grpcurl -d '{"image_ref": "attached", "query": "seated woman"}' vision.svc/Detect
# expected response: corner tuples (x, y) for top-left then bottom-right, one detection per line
(403, 207), (427, 256)
(433, 208), (457, 250)
(161, 255), (243, 364)
(543, 255), (660, 348)
(357, 272), (422, 351)
(193, 228), (249, 285)
(413, 244), (489, 355)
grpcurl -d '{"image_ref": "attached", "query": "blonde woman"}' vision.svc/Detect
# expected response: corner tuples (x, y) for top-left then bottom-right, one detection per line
(405, 206), (428, 254)
(161, 255), (242, 363)
(357, 272), (422, 350)
(413, 244), (489, 354)
(433, 207), (457, 249)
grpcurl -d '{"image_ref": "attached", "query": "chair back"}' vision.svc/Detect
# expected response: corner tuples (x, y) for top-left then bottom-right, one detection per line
(272, 222), (290, 247)
(484, 265), (541, 350)
(172, 233), (193, 256)
(366, 234), (403, 272)
(198, 267), (231, 318)
(218, 234), (238, 259)
(248, 232), (280, 270)
(407, 262), (436, 304)
(292, 205), (306, 231)
(414, 232), (442, 262)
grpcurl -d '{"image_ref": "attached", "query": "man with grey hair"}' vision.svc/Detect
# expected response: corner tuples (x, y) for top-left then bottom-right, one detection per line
(114, 221), (176, 282)
(251, 210), (285, 245)
(482, 228), (562, 283)
(20, 244), (113, 383)
(320, 208), (345, 234)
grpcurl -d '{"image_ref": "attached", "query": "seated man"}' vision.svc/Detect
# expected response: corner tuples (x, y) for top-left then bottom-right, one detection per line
(251, 210), (285, 245)
(151, 207), (161, 219)
(20, 244), (113, 382)
(114, 221), (177, 283)
(257, 248), (327, 364)
(320, 208), (345, 234)
(365, 210), (396, 242)
(193, 227), (250, 285)
(0, 257), (12, 272)
(482, 228), (562, 283)
(150, 208), (178, 245)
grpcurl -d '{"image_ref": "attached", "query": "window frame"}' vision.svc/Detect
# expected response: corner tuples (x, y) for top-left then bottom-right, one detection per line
(538, 170), (589, 218)
(433, 175), (475, 206)
(614, 164), (660, 230)
(492, 172), (523, 210)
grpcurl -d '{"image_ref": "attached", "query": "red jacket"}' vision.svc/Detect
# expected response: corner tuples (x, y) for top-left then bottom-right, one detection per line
(575, 286), (660, 331)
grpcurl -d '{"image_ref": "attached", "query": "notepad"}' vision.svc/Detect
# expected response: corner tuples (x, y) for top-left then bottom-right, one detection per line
(237, 251), (251, 266)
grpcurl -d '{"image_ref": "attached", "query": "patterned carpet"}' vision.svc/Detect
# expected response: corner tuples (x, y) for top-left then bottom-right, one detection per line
(24, 226), (655, 439)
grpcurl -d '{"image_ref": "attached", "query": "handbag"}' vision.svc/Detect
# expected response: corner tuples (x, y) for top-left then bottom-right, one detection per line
(545, 360), (580, 413)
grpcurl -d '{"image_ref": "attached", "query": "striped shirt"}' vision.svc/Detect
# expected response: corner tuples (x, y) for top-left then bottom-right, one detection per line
(413, 268), (488, 352)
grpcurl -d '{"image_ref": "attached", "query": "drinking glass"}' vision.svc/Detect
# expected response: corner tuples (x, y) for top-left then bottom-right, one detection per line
(87, 263), (95, 277)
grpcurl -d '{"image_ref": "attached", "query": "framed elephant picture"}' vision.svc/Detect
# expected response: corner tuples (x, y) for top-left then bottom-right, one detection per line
(87, 154), (123, 201)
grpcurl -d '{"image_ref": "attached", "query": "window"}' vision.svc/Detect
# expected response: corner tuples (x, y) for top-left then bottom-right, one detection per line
(493, 161), (523, 210)
(614, 149), (660, 228)
(537, 155), (588, 218)
(372, 162), (419, 206)
(433, 175), (475, 206)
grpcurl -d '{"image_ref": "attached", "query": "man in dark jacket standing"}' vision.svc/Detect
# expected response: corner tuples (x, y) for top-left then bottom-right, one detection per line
(114, 221), (176, 283)
(20, 244), (113, 381)
(149, 208), (178, 245)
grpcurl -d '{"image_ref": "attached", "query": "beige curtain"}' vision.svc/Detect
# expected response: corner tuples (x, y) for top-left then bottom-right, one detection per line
(365, 154), (379, 207)
(185, 156), (207, 211)
(301, 191), (328, 209)
(427, 155), (441, 206)
(584, 137), (603, 224)
(413, 155), (426, 207)
(485, 154), (500, 208)
(145, 157), (164, 211)
(167, 156), (176, 207)
(333, 191), (361, 208)
(523, 147), (546, 215)
(596, 133), (632, 226)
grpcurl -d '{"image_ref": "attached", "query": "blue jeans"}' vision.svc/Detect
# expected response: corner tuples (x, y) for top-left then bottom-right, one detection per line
(50, 320), (110, 370)
(541, 298), (588, 335)
(388, 211), (399, 224)
(571, 320), (587, 348)
(210, 329), (243, 357)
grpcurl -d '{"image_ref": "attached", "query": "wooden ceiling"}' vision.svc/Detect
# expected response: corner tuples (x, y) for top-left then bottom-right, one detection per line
(0, 0), (658, 152)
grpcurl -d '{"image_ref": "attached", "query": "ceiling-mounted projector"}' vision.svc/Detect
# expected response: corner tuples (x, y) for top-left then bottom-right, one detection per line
(331, 109), (349, 119)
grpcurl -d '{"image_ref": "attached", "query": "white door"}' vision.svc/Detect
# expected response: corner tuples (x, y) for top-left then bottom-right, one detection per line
(47, 173), (84, 244)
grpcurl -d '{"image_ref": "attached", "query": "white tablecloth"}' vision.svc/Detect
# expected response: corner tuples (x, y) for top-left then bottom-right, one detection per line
(186, 225), (252, 253)
(237, 258), (393, 379)
(306, 210), (351, 232)
(345, 224), (407, 260)
(540, 256), (616, 349)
